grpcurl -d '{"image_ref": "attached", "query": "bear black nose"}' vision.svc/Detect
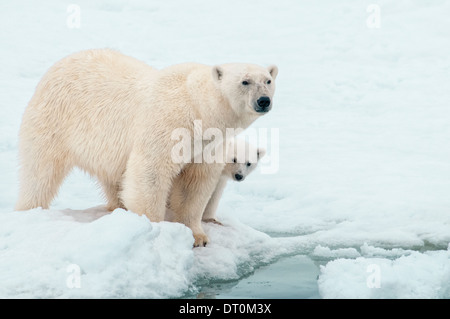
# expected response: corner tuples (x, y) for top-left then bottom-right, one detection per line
(257, 96), (271, 108)
(234, 174), (243, 181)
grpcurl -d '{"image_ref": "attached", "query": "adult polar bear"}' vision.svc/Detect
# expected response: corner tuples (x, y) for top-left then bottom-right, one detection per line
(15, 49), (277, 246)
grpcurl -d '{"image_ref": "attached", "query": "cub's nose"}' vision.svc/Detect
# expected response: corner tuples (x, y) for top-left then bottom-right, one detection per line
(257, 96), (271, 108)
(234, 174), (243, 181)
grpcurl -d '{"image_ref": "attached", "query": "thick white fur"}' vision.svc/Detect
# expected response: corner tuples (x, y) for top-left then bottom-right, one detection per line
(15, 49), (277, 246)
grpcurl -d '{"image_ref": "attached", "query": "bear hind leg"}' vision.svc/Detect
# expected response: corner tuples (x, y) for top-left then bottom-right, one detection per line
(15, 157), (71, 211)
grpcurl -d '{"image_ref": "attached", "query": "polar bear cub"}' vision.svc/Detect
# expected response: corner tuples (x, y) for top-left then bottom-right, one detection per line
(165, 139), (266, 224)
(202, 139), (266, 224)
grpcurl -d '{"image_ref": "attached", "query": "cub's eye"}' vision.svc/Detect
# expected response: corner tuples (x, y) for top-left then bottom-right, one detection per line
(266, 80), (271, 85)
(233, 158), (237, 163)
(246, 162), (251, 167)
(242, 81), (249, 86)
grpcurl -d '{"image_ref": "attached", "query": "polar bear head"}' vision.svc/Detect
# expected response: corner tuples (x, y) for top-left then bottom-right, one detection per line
(223, 138), (266, 182)
(212, 63), (278, 117)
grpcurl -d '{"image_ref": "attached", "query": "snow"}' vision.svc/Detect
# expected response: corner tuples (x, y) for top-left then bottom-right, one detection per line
(0, 208), (296, 298)
(1, 0), (450, 298)
(318, 244), (450, 299)
(0, 209), (195, 298)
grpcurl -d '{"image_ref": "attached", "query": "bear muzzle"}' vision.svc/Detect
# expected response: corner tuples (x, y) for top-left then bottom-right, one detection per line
(254, 96), (271, 113)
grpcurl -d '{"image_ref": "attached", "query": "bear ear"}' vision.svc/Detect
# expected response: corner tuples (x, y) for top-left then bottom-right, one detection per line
(267, 65), (278, 80)
(257, 148), (266, 160)
(212, 65), (224, 82)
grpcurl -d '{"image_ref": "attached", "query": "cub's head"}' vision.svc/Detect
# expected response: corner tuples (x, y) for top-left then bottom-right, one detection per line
(212, 63), (278, 117)
(223, 139), (266, 182)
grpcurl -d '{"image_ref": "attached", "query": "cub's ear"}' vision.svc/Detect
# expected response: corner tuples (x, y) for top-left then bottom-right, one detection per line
(267, 65), (278, 80)
(212, 65), (224, 82)
(257, 148), (266, 160)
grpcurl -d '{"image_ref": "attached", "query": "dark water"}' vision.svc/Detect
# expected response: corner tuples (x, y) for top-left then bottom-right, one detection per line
(192, 255), (321, 299)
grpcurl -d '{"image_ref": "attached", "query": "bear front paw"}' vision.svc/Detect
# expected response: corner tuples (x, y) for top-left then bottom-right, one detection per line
(193, 233), (209, 247)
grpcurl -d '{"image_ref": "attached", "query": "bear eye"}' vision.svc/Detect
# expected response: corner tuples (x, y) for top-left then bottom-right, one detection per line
(246, 162), (251, 167)
(233, 158), (237, 163)
(242, 80), (249, 86)
(266, 80), (271, 85)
